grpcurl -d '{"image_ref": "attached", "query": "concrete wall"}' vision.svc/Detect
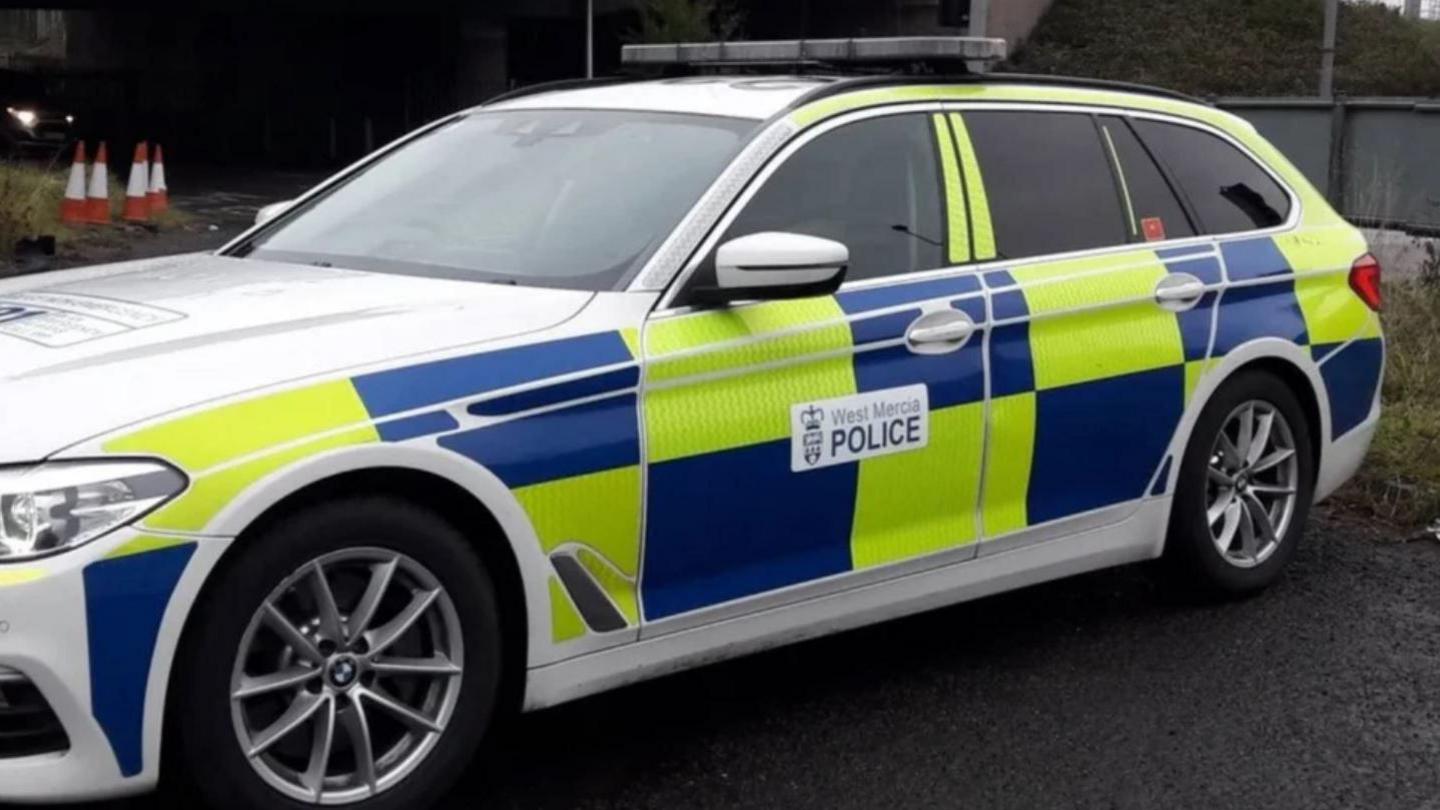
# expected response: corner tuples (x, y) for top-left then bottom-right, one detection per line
(1221, 98), (1440, 233)
(979, 0), (1056, 48)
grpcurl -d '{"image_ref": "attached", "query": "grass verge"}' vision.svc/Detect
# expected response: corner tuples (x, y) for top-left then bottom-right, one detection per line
(1331, 277), (1440, 532)
(1, 159), (191, 267)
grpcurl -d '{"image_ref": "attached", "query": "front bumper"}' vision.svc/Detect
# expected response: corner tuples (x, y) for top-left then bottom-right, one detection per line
(0, 527), (222, 803)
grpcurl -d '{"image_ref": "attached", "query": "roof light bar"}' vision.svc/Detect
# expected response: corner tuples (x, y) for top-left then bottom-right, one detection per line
(621, 37), (1007, 67)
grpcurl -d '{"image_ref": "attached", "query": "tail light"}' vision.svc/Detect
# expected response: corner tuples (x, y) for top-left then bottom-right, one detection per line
(1349, 253), (1382, 312)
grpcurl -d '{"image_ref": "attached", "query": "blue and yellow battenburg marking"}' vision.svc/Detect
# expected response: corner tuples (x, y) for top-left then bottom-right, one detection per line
(640, 279), (990, 620)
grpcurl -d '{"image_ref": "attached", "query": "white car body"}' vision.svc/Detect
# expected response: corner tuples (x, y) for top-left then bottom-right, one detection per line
(0, 76), (1381, 802)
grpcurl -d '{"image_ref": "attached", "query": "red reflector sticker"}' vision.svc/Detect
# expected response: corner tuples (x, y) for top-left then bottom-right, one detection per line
(1142, 217), (1167, 242)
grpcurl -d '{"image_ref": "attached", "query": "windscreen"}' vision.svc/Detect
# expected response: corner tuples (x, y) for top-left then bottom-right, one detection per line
(243, 109), (757, 290)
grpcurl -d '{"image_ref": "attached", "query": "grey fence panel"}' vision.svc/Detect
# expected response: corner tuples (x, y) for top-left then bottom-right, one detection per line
(1217, 97), (1440, 234)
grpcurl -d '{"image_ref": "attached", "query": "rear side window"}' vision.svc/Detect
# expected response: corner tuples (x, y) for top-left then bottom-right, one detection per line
(714, 113), (945, 284)
(1096, 116), (1196, 243)
(963, 111), (1129, 261)
(1131, 119), (1291, 234)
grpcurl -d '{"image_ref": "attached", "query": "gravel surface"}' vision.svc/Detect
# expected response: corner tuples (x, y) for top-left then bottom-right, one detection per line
(449, 510), (1439, 810)
(80, 509), (1437, 810)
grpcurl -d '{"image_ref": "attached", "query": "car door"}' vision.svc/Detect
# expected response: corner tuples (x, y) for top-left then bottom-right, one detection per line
(947, 108), (1220, 548)
(637, 109), (990, 630)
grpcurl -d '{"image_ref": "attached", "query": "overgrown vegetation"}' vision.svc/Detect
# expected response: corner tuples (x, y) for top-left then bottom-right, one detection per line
(1333, 275), (1440, 530)
(0, 160), (68, 259)
(633, 0), (742, 43)
(0, 159), (189, 270)
(1009, 0), (1440, 98)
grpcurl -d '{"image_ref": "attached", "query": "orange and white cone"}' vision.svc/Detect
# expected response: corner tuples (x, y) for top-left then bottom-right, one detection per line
(59, 141), (88, 225)
(147, 143), (168, 214)
(84, 141), (111, 224)
(122, 142), (150, 223)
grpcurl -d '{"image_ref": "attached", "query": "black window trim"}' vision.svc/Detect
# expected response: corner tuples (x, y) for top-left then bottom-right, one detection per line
(651, 102), (1302, 312)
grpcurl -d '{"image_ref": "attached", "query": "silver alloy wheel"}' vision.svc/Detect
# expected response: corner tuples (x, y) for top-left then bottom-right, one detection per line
(230, 548), (464, 805)
(1206, 400), (1300, 569)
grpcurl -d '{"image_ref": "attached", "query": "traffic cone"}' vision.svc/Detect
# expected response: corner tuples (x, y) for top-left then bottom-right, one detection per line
(59, 141), (88, 225)
(122, 142), (150, 223)
(147, 144), (168, 214)
(84, 141), (111, 224)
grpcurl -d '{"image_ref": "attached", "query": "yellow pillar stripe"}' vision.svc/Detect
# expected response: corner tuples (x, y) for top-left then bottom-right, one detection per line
(549, 576), (587, 643)
(104, 380), (375, 472)
(982, 393), (1036, 537)
(512, 466), (641, 578)
(1099, 123), (1139, 238)
(949, 113), (996, 262)
(932, 113), (971, 265)
(144, 426), (379, 532)
(850, 403), (984, 569)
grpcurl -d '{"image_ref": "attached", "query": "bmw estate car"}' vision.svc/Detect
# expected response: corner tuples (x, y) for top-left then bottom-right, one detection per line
(0, 39), (1383, 809)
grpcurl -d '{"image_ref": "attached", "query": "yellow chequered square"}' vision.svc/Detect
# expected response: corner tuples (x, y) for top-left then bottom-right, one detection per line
(982, 392), (1036, 538)
(549, 576), (586, 643)
(850, 403), (984, 569)
(647, 355), (857, 462)
(512, 466), (641, 578)
(1184, 358), (1219, 405)
(644, 299), (857, 463)
(1012, 252), (1185, 390)
(104, 380), (374, 472)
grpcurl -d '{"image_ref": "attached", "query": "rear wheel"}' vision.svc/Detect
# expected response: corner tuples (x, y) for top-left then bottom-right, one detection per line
(1164, 370), (1316, 595)
(172, 497), (501, 809)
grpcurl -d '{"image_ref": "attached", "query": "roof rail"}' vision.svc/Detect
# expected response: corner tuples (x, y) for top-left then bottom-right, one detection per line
(483, 76), (639, 106)
(789, 72), (1209, 111)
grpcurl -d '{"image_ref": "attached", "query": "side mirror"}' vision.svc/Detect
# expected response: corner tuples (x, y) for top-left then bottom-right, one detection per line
(689, 232), (849, 306)
(254, 199), (294, 226)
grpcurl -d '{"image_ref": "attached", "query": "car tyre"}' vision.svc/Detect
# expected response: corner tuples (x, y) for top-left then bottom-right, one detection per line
(169, 496), (501, 810)
(1162, 369), (1316, 596)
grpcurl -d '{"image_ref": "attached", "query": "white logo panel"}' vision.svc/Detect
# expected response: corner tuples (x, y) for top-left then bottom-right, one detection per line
(791, 384), (929, 472)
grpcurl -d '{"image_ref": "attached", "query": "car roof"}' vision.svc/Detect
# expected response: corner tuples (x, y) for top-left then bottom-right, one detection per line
(483, 76), (842, 120)
(479, 73), (1220, 126)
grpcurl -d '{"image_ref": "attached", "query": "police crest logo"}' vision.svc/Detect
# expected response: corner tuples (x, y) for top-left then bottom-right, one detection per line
(800, 404), (826, 466)
(790, 385), (930, 472)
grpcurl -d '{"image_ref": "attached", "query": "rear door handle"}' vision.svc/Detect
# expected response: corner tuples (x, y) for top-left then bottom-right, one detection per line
(1155, 273), (1206, 312)
(906, 310), (975, 354)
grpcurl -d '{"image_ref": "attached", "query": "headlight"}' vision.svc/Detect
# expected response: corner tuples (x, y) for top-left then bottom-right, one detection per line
(5, 107), (37, 128)
(0, 461), (187, 562)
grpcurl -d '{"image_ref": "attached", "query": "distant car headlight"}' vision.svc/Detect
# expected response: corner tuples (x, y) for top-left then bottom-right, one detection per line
(65, 114), (74, 125)
(0, 461), (187, 562)
(5, 107), (38, 128)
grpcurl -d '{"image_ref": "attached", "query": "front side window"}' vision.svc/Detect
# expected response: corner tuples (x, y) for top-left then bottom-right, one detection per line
(241, 110), (756, 290)
(963, 111), (1130, 261)
(687, 112), (945, 293)
(1130, 119), (1291, 234)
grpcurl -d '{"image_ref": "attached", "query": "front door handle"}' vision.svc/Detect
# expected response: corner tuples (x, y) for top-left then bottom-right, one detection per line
(906, 310), (975, 354)
(1155, 273), (1206, 312)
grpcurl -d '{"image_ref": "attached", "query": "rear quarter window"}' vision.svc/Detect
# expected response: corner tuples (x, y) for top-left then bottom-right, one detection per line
(963, 111), (1129, 261)
(1131, 119), (1292, 235)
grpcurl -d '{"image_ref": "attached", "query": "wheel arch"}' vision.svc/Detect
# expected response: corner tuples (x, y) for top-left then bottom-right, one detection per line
(158, 447), (548, 784)
(1157, 339), (1330, 542)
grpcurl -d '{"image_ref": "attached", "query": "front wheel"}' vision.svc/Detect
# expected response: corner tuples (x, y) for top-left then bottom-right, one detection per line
(170, 497), (501, 809)
(1163, 370), (1316, 595)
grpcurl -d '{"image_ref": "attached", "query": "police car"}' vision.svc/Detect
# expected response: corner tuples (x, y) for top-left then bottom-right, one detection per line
(0, 37), (1384, 809)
